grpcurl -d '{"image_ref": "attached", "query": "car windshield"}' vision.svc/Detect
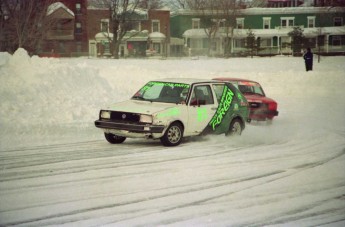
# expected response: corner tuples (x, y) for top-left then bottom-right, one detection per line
(235, 81), (265, 96)
(132, 81), (191, 104)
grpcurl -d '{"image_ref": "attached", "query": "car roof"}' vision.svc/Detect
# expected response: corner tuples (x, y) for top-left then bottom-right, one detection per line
(213, 77), (259, 84)
(154, 78), (220, 85)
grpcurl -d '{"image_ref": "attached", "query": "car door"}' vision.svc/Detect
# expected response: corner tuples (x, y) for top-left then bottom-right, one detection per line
(185, 84), (218, 135)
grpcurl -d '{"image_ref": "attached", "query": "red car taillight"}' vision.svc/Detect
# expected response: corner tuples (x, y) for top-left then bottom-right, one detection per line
(268, 102), (277, 111)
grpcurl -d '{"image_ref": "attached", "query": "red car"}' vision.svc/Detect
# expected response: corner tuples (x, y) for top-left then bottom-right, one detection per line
(213, 78), (278, 122)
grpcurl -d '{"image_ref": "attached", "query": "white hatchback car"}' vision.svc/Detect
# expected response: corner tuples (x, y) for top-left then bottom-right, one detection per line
(95, 78), (250, 146)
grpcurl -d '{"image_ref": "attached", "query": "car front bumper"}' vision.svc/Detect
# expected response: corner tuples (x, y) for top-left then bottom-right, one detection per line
(95, 120), (165, 138)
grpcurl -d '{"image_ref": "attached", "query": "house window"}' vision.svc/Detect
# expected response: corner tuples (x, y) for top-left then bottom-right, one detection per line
(59, 42), (65, 53)
(76, 3), (81, 14)
(281, 36), (291, 48)
(190, 39), (202, 49)
(263, 17), (271, 29)
(192, 18), (200, 29)
(101, 19), (109, 33)
(332, 36), (341, 46)
(307, 16), (315, 28)
(152, 20), (160, 32)
(236, 18), (244, 29)
(219, 19), (226, 28)
(334, 17), (343, 26)
(76, 41), (82, 52)
(132, 21), (141, 31)
(259, 38), (272, 47)
(234, 39), (245, 48)
(281, 17), (294, 28)
(76, 22), (82, 33)
(153, 43), (160, 53)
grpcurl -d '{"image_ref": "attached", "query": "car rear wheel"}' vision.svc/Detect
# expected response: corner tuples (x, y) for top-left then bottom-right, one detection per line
(227, 119), (243, 136)
(160, 122), (183, 146)
(104, 133), (126, 144)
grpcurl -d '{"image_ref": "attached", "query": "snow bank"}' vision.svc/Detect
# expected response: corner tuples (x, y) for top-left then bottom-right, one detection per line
(0, 52), (10, 66)
(0, 49), (110, 127)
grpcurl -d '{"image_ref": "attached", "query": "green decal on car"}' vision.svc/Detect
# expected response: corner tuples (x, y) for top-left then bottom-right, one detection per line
(237, 93), (243, 100)
(209, 86), (234, 130)
(197, 107), (208, 122)
(140, 81), (190, 95)
(157, 107), (180, 118)
(147, 81), (190, 89)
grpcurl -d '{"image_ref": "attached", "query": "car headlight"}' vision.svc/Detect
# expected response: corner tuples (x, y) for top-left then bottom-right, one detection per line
(100, 110), (111, 119)
(140, 114), (153, 123)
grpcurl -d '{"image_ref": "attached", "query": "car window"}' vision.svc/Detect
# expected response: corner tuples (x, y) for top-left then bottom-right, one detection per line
(144, 83), (163, 99)
(238, 83), (264, 96)
(212, 84), (225, 103)
(132, 81), (190, 103)
(253, 85), (265, 96)
(190, 85), (214, 106)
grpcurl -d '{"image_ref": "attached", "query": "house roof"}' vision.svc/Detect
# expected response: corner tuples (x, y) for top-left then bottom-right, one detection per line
(47, 2), (74, 17)
(183, 26), (345, 39)
(173, 6), (345, 16)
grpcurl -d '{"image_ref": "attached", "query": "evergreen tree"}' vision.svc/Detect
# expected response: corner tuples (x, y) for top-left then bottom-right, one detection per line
(246, 29), (256, 58)
(288, 27), (305, 56)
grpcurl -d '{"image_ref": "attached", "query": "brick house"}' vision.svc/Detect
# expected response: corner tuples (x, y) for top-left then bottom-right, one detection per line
(40, 0), (89, 57)
(87, 2), (171, 58)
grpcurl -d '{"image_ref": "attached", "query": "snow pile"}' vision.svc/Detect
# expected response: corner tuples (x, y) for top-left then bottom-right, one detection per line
(0, 49), (110, 126)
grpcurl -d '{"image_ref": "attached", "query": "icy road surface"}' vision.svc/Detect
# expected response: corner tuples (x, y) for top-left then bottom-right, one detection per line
(0, 50), (345, 226)
(1, 128), (345, 226)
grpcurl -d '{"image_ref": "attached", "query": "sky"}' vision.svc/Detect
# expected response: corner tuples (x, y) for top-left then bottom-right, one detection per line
(0, 49), (344, 226)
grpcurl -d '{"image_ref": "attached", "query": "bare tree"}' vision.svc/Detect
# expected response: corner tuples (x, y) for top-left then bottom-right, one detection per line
(138, 0), (163, 9)
(218, 0), (241, 56)
(168, 0), (208, 10)
(91, 0), (142, 58)
(0, 0), (55, 54)
(198, 0), (242, 56)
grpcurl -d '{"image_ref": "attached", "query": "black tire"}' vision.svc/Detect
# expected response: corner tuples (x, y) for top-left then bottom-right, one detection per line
(160, 122), (183, 146)
(226, 119), (243, 136)
(104, 133), (126, 144)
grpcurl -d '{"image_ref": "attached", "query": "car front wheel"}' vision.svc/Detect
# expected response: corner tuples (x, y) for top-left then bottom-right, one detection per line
(227, 119), (243, 136)
(104, 133), (126, 144)
(160, 122), (183, 146)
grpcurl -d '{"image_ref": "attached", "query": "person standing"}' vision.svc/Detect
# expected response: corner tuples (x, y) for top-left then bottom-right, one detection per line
(303, 47), (313, 71)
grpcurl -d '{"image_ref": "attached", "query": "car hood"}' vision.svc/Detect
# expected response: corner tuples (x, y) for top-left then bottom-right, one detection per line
(244, 94), (277, 104)
(104, 100), (180, 115)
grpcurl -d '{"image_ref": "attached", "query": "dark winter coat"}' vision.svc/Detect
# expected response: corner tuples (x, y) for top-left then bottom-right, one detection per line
(303, 49), (313, 71)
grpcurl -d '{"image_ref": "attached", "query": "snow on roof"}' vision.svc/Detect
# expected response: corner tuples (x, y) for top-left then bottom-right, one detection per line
(87, 1), (148, 15)
(183, 26), (345, 39)
(149, 32), (166, 39)
(95, 32), (114, 40)
(174, 6), (345, 16)
(183, 29), (208, 38)
(47, 2), (74, 16)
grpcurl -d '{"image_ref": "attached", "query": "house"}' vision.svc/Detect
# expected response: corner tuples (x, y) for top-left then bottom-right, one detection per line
(170, 6), (345, 56)
(1, 0), (344, 58)
(40, 0), (89, 57)
(87, 1), (171, 58)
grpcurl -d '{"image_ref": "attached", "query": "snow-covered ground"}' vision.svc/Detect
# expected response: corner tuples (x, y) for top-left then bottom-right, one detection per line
(0, 49), (344, 226)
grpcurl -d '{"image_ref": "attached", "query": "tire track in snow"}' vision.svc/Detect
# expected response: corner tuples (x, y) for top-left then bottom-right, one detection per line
(0, 138), (254, 185)
(1, 136), (344, 226)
